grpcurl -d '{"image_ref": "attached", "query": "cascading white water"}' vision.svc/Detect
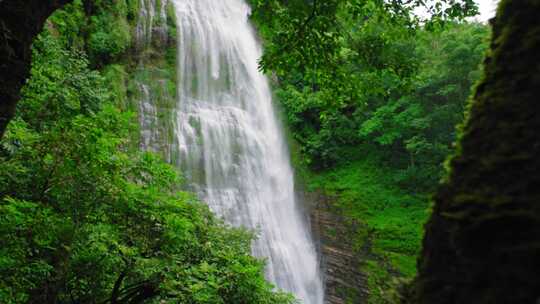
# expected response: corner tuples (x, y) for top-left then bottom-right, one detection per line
(171, 0), (324, 303)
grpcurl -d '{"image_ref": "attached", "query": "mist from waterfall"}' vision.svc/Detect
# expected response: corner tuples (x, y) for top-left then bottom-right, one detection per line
(170, 0), (324, 302)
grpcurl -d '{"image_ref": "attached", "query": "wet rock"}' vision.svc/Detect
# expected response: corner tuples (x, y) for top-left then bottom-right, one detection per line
(310, 192), (369, 303)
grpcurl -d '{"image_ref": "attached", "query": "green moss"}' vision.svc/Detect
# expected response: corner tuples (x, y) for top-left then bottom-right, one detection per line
(155, 0), (163, 25)
(126, 0), (140, 24)
(102, 64), (128, 109)
(364, 260), (393, 304)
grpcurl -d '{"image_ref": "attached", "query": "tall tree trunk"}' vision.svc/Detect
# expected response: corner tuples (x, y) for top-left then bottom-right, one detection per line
(0, 0), (72, 138)
(410, 0), (540, 303)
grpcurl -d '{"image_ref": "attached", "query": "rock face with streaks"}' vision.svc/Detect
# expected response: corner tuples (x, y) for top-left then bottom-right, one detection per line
(134, 0), (170, 51)
(132, 0), (178, 161)
(0, 0), (72, 138)
(310, 193), (368, 304)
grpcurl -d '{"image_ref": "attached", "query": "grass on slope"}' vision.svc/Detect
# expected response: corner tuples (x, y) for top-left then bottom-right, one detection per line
(305, 152), (430, 302)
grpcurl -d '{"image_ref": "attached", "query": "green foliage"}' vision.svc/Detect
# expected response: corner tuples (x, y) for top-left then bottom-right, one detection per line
(271, 6), (419, 169)
(247, 0), (478, 75)
(47, 0), (87, 49)
(0, 8), (293, 304)
(259, 2), (489, 190)
(249, 0), (489, 192)
(87, 11), (131, 64)
(248, 1), (490, 302)
(359, 23), (490, 190)
(56, 0), (131, 65)
(46, 0), (132, 66)
(126, 0), (141, 23)
(305, 150), (428, 303)
(20, 32), (108, 131)
(166, 1), (178, 42)
(102, 64), (129, 110)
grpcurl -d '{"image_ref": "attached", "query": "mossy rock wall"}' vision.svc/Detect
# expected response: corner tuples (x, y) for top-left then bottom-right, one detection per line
(411, 1), (540, 303)
(128, 0), (179, 162)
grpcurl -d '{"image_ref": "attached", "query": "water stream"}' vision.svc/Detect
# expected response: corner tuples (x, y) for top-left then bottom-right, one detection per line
(170, 1), (324, 302)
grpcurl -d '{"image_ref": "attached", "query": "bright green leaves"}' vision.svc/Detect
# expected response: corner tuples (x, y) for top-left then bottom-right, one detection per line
(248, 0), (478, 76)
(360, 98), (427, 146)
(261, 2), (419, 169)
(88, 13), (131, 63)
(0, 3), (293, 304)
(258, 1), (489, 189)
(248, 0), (341, 76)
(47, 0), (132, 66)
(0, 198), (71, 303)
(85, 0), (132, 65)
(21, 33), (108, 131)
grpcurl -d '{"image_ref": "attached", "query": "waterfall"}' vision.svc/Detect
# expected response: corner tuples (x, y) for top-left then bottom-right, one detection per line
(136, 0), (169, 50)
(170, 0), (324, 302)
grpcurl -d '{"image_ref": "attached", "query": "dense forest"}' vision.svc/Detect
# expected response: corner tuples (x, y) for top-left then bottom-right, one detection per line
(1, 0), (539, 304)
(247, 0), (490, 301)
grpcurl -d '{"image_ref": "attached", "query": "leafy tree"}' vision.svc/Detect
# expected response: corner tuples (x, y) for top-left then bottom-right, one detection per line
(247, 4), (491, 301)
(250, 0), (489, 190)
(248, 0), (478, 75)
(359, 23), (490, 189)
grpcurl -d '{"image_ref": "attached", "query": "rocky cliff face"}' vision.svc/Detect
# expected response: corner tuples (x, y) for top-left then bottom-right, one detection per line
(135, 0), (170, 51)
(0, 0), (72, 138)
(309, 192), (369, 304)
(129, 0), (178, 161)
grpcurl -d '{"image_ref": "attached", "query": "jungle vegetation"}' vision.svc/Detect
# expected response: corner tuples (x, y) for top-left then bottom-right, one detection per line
(0, 1), (293, 303)
(1, 0), (539, 303)
(246, 0), (490, 302)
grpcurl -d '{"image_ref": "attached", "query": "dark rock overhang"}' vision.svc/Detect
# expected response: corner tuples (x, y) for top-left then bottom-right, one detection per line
(0, 0), (72, 138)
